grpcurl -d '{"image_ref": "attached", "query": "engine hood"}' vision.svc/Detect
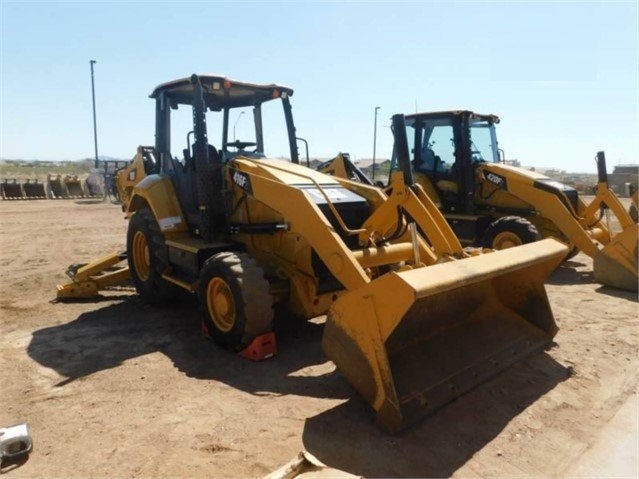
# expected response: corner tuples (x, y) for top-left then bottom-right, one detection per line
(481, 163), (576, 191)
(232, 157), (340, 186)
(481, 163), (553, 181)
(479, 163), (579, 212)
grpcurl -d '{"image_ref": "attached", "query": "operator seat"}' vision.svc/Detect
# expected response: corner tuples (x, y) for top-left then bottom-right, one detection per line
(421, 147), (438, 171)
(208, 144), (221, 166)
(169, 143), (223, 235)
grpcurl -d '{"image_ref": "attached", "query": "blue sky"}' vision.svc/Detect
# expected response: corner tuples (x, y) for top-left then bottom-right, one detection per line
(1, 1), (637, 173)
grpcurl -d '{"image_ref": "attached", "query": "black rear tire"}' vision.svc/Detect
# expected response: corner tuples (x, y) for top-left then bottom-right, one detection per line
(481, 216), (541, 250)
(199, 252), (274, 350)
(126, 208), (174, 305)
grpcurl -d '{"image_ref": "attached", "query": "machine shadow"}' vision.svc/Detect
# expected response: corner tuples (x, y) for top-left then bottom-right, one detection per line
(546, 258), (595, 285)
(73, 199), (106, 205)
(28, 296), (350, 399)
(302, 350), (570, 478)
(547, 258), (637, 301)
(594, 285), (639, 301)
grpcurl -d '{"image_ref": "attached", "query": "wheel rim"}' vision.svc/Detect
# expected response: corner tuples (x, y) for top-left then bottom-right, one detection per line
(492, 231), (522, 250)
(206, 278), (236, 332)
(132, 231), (151, 281)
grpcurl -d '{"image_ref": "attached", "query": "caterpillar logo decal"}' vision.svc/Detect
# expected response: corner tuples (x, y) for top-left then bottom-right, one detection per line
(231, 170), (253, 194)
(484, 170), (507, 189)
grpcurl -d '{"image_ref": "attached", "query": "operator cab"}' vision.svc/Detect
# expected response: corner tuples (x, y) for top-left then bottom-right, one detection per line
(150, 74), (299, 168)
(390, 110), (501, 214)
(149, 74), (301, 237)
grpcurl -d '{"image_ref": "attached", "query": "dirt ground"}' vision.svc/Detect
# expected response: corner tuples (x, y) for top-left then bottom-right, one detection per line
(1, 199), (637, 478)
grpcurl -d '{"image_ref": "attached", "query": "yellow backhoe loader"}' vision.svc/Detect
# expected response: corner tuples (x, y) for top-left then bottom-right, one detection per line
(322, 111), (638, 292)
(57, 75), (568, 432)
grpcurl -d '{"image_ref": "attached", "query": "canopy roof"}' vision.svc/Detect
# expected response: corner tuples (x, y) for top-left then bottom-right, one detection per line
(405, 110), (500, 124)
(150, 74), (294, 111)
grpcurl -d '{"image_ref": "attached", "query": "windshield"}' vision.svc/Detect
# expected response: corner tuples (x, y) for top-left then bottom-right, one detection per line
(225, 100), (291, 160)
(469, 120), (499, 163)
(391, 117), (456, 175)
(220, 105), (266, 161)
(169, 98), (293, 162)
(389, 115), (500, 180)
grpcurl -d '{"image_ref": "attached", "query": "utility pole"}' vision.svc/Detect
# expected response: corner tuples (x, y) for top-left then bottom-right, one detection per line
(372, 106), (380, 180)
(90, 60), (99, 168)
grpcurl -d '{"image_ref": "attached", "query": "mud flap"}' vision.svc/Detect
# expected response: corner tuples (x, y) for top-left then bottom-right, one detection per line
(593, 226), (638, 292)
(322, 238), (568, 433)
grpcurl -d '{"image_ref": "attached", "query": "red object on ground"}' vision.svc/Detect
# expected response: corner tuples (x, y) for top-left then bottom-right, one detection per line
(239, 332), (277, 361)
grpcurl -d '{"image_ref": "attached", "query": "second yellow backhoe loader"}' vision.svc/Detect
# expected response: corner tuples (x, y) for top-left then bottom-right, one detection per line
(57, 74), (568, 432)
(322, 111), (638, 292)
(400, 111), (637, 292)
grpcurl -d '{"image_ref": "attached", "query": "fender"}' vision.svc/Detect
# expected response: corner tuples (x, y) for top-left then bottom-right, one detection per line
(126, 174), (188, 235)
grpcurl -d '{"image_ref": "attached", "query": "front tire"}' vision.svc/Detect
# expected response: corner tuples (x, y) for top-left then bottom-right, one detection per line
(481, 216), (541, 250)
(126, 208), (173, 304)
(199, 252), (274, 350)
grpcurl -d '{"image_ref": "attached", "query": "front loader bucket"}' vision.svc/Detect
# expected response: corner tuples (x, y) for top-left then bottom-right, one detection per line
(22, 179), (47, 199)
(48, 174), (67, 199)
(322, 239), (568, 433)
(593, 226), (638, 292)
(1, 179), (24, 200)
(64, 175), (85, 198)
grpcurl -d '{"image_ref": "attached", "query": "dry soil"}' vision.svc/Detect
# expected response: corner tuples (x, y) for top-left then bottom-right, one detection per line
(0, 199), (637, 478)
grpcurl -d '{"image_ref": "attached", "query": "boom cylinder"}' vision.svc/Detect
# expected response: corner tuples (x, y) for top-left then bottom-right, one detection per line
(352, 243), (414, 269)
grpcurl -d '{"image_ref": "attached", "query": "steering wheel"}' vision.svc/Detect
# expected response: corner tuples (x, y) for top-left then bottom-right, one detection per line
(225, 140), (257, 150)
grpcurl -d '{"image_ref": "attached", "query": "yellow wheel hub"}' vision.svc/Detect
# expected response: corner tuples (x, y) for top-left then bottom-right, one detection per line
(492, 231), (522, 250)
(132, 231), (151, 281)
(206, 278), (236, 332)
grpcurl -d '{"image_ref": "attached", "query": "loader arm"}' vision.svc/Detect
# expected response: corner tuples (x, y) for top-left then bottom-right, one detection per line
(229, 160), (372, 291)
(581, 180), (635, 232)
(318, 135), (464, 257)
(485, 174), (603, 257)
(480, 162), (638, 291)
(358, 172), (464, 260)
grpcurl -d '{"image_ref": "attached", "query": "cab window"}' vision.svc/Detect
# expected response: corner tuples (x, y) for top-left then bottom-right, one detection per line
(469, 120), (499, 163)
(415, 119), (455, 174)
